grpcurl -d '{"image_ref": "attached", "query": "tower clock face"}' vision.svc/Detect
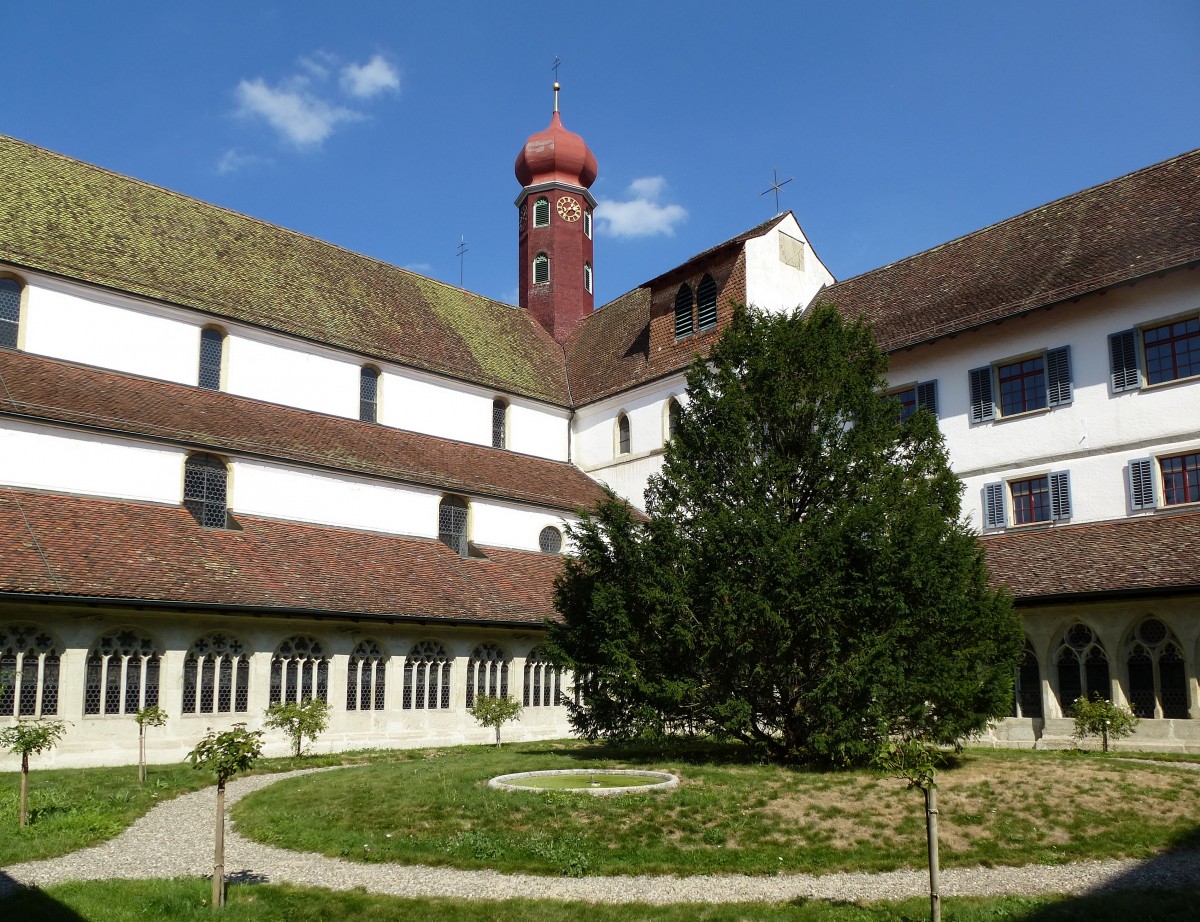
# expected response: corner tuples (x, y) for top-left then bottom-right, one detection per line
(557, 196), (582, 222)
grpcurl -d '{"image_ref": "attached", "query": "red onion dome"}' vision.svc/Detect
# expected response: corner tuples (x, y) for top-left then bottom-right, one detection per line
(514, 112), (598, 189)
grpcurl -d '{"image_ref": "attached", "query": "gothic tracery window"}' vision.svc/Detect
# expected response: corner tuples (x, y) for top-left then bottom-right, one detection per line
(1127, 618), (1189, 719)
(269, 635), (329, 705)
(182, 633), (250, 714)
(1054, 623), (1110, 711)
(0, 624), (60, 717)
(1013, 638), (1042, 718)
(403, 640), (451, 710)
(346, 639), (388, 711)
(465, 643), (510, 707)
(84, 630), (161, 716)
(523, 646), (564, 707)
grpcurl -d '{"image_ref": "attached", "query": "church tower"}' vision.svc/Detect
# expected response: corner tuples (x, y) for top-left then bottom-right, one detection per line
(514, 83), (598, 344)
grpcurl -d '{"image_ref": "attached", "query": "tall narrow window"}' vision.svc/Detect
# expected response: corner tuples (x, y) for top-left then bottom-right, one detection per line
(584, 262), (593, 294)
(696, 274), (718, 331)
(466, 644), (510, 707)
(492, 399), (507, 449)
(403, 640), (451, 709)
(184, 454), (228, 529)
(346, 639), (388, 711)
(674, 283), (694, 338)
(1014, 639), (1042, 718)
(182, 633), (250, 715)
(0, 624), (60, 717)
(439, 496), (469, 557)
(0, 277), (22, 350)
(84, 630), (161, 716)
(360, 367), (380, 423)
(533, 196), (550, 227)
(268, 635), (328, 705)
(583, 209), (592, 238)
(617, 414), (631, 455)
(533, 253), (549, 284)
(666, 398), (682, 441)
(198, 328), (225, 391)
(523, 647), (564, 707)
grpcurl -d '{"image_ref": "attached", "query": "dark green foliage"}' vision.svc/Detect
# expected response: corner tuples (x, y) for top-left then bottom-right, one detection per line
(548, 303), (1022, 765)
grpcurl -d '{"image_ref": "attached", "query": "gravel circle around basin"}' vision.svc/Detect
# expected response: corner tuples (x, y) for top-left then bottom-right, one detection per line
(4, 765), (1200, 905)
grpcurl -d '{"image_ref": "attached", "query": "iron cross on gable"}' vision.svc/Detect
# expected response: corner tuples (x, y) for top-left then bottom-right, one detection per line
(760, 167), (795, 214)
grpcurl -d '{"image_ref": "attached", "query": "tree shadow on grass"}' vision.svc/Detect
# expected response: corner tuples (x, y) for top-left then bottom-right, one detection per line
(0, 870), (88, 922)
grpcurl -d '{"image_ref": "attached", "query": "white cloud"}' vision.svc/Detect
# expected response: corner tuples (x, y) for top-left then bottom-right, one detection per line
(215, 148), (271, 175)
(340, 55), (400, 99)
(595, 177), (688, 238)
(235, 77), (359, 147)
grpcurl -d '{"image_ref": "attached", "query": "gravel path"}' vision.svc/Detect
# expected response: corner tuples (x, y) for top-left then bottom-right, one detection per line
(4, 766), (1200, 905)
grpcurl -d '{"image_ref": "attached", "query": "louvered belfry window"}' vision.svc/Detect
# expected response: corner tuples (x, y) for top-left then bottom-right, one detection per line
(439, 496), (469, 556)
(674, 283), (694, 338)
(198, 328), (224, 390)
(696, 274), (718, 331)
(184, 454), (228, 528)
(533, 253), (549, 284)
(533, 196), (550, 227)
(0, 277), (22, 349)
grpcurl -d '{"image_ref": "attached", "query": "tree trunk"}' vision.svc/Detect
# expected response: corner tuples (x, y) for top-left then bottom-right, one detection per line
(924, 783), (941, 922)
(294, 734), (301, 759)
(212, 780), (226, 910)
(1102, 721), (1110, 753)
(139, 724), (147, 783)
(19, 752), (29, 828)
(495, 726), (501, 748)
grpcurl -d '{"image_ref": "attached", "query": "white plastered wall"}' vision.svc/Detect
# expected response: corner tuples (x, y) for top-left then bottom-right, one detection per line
(743, 214), (836, 314)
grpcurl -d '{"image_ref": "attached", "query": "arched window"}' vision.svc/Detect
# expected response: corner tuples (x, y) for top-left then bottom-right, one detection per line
(346, 639), (388, 711)
(198, 328), (225, 391)
(539, 525), (563, 554)
(492, 398), (507, 449)
(403, 640), (451, 709)
(674, 283), (694, 338)
(523, 646), (564, 707)
(0, 624), (60, 717)
(269, 635), (328, 705)
(466, 643), (510, 707)
(533, 196), (550, 227)
(584, 262), (593, 294)
(697, 274), (718, 331)
(584, 209), (592, 239)
(182, 633), (250, 714)
(1055, 623), (1110, 711)
(360, 367), (380, 423)
(439, 496), (469, 557)
(0, 277), (23, 350)
(1013, 639), (1042, 718)
(533, 253), (550, 285)
(1127, 618), (1188, 719)
(84, 630), (161, 716)
(617, 414), (631, 455)
(666, 398), (682, 442)
(184, 454), (228, 529)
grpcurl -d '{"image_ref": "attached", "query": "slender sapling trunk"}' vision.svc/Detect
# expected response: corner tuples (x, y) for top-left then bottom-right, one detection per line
(495, 726), (501, 748)
(19, 752), (29, 828)
(212, 780), (226, 909)
(139, 723), (147, 783)
(925, 783), (941, 922)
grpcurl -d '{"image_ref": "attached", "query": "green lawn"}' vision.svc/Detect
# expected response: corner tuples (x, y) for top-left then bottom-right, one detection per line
(4, 880), (1200, 922)
(232, 742), (1200, 877)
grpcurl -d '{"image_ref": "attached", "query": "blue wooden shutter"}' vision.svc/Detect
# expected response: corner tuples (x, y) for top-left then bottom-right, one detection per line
(984, 482), (1006, 528)
(916, 380), (938, 417)
(1049, 471), (1071, 520)
(1129, 458), (1156, 510)
(1046, 346), (1072, 407)
(969, 367), (995, 422)
(1109, 330), (1141, 392)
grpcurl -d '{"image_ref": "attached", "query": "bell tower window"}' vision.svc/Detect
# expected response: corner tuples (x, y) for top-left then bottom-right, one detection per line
(533, 253), (550, 285)
(533, 196), (550, 227)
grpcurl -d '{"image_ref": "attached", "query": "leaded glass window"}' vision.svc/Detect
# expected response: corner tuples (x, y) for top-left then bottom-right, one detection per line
(533, 253), (549, 285)
(492, 399), (507, 449)
(465, 643), (510, 707)
(269, 635), (328, 705)
(0, 278), (22, 350)
(667, 399), (681, 441)
(439, 496), (469, 557)
(402, 641), (451, 710)
(523, 646), (564, 707)
(696, 274), (718, 331)
(1127, 618), (1189, 719)
(539, 526), (562, 554)
(184, 454), (228, 528)
(617, 414), (630, 455)
(182, 633), (250, 715)
(360, 367), (379, 423)
(198, 328), (225, 391)
(346, 639), (388, 711)
(1054, 624), (1109, 711)
(0, 624), (60, 717)
(83, 630), (161, 716)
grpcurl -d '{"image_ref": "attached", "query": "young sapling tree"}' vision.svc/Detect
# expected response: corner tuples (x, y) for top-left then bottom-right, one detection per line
(876, 737), (946, 922)
(0, 718), (67, 828)
(1071, 697), (1140, 753)
(134, 704), (168, 782)
(469, 694), (523, 747)
(189, 723), (263, 910)
(264, 698), (330, 758)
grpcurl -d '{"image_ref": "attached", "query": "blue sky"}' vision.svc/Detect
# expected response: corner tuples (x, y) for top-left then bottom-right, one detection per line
(4, 2), (1197, 309)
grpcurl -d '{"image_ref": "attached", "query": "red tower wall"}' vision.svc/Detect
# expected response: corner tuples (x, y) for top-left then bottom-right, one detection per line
(517, 185), (595, 344)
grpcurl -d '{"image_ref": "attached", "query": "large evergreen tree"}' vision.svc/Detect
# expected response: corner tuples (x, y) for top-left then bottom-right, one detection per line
(548, 302), (1022, 765)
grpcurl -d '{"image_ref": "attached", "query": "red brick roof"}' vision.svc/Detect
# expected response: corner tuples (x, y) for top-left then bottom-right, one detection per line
(0, 489), (560, 624)
(982, 511), (1200, 601)
(0, 350), (608, 514)
(824, 149), (1200, 352)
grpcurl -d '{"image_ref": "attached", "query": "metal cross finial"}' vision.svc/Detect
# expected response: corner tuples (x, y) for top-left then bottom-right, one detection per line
(456, 236), (468, 287)
(551, 56), (562, 112)
(759, 166), (795, 214)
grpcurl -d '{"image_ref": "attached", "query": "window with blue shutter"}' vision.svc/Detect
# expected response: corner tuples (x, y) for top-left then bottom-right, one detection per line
(1109, 329), (1140, 392)
(1129, 458), (1156, 510)
(1046, 346), (1072, 407)
(1049, 471), (1071, 520)
(916, 380), (938, 417)
(969, 367), (995, 423)
(984, 482), (1006, 528)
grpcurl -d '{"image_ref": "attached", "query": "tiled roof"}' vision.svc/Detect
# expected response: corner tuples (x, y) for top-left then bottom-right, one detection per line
(0, 489), (560, 624)
(0, 134), (570, 405)
(0, 350), (609, 513)
(824, 149), (1200, 352)
(982, 511), (1200, 601)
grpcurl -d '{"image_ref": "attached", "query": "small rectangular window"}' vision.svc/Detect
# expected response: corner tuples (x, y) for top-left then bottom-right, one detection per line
(359, 368), (379, 423)
(972, 346), (1071, 422)
(1160, 451), (1200, 506)
(198, 329), (224, 391)
(1144, 317), (1200, 385)
(984, 471), (1070, 528)
(894, 380), (939, 422)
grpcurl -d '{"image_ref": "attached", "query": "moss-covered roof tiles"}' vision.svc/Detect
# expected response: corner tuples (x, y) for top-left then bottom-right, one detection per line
(0, 134), (569, 405)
